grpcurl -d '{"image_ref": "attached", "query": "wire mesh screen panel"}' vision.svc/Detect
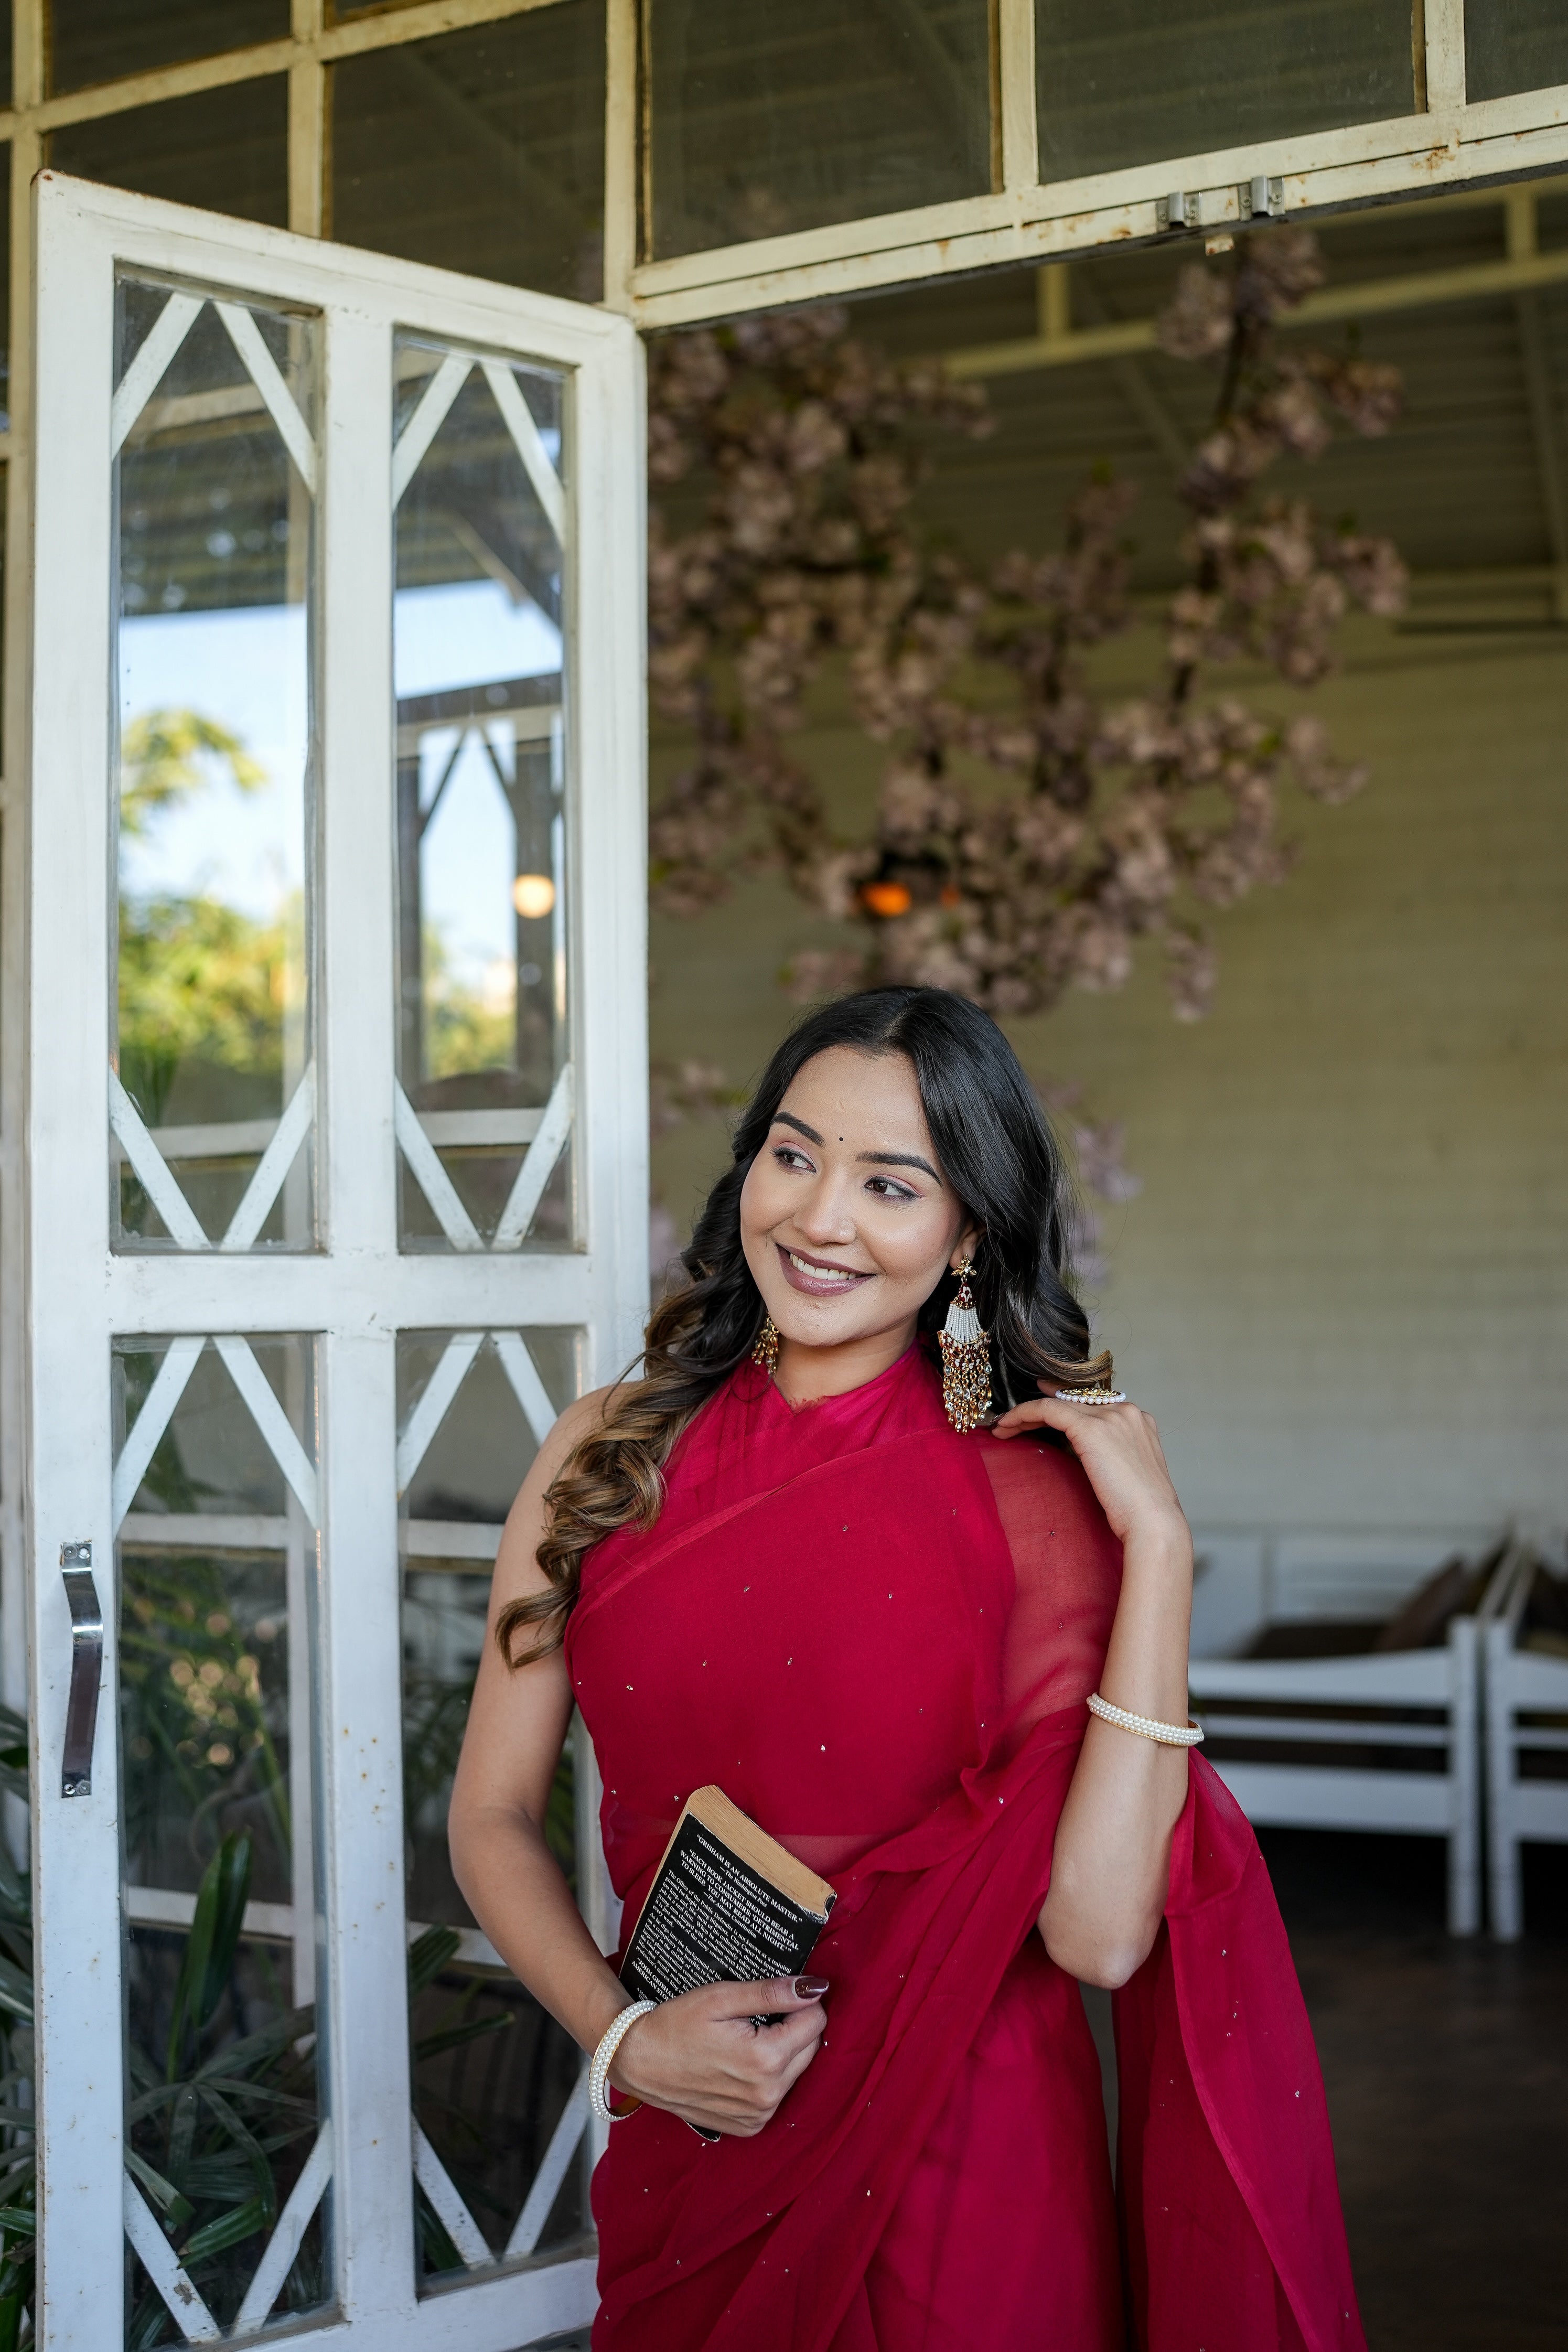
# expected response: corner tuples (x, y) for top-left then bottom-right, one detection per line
(397, 1327), (590, 2283)
(1034, 0), (1416, 184)
(1465, 1), (1568, 105)
(329, 5), (607, 303)
(112, 1334), (329, 2346)
(111, 275), (318, 1253)
(647, 0), (995, 257)
(392, 336), (575, 1255)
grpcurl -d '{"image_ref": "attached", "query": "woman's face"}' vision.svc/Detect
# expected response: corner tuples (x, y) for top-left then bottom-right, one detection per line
(739, 1046), (978, 1361)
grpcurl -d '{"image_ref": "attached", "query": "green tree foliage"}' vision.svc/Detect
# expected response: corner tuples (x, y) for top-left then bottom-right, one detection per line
(118, 895), (291, 1125)
(116, 706), (288, 1128)
(420, 923), (516, 1080)
(120, 709), (266, 837)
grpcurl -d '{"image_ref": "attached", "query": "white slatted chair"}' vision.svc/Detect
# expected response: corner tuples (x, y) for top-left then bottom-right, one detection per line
(1186, 1548), (1507, 1936)
(1483, 1548), (1568, 1941)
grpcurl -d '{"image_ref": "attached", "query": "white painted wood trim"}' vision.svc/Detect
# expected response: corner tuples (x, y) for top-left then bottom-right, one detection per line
(505, 2068), (589, 2258)
(109, 1072), (209, 1249)
(492, 1062), (574, 1248)
(400, 1519), (503, 1561)
(211, 1336), (320, 1525)
(29, 175), (126, 2344)
(491, 1329), (559, 1448)
(121, 1509), (290, 1549)
(319, 1333), (416, 2326)
(568, 306), (649, 1383)
(396, 1331), (485, 1495)
(392, 351), (472, 507)
(1423, 0), (1467, 116)
(624, 105), (1568, 327)
(232, 2119), (336, 2333)
(126, 1884), (297, 1940)
(996, 0), (1037, 195)
(601, 0), (639, 308)
(219, 1061), (316, 1249)
(216, 299), (319, 494)
(413, 2122), (493, 2270)
(481, 357), (566, 541)
(122, 2176), (221, 2343)
(395, 1085), (486, 1252)
(110, 290), (203, 456)
(111, 1335), (205, 1530)
(102, 1247), (599, 1330)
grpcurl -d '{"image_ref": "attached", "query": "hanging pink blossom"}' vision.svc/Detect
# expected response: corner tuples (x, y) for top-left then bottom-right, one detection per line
(645, 224), (1405, 1038)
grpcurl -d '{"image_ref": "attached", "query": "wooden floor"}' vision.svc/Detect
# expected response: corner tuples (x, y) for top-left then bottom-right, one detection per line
(1263, 1827), (1568, 2352)
(527, 1831), (1567, 2352)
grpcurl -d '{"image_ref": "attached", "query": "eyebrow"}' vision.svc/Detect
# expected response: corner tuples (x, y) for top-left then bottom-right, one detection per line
(770, 1112), (940, 1184)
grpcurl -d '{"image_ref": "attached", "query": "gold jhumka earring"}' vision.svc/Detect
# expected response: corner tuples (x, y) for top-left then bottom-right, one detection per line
(939, 1261), (991, 1432)
(751, 1313), (781, 1375)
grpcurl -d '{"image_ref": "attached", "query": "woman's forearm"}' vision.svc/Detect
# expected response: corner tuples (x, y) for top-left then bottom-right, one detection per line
(1037, 1519), (1194, 1988)
(450, 1803), (630, 2053)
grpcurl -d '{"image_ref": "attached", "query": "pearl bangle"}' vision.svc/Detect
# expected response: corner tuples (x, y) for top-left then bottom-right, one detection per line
(1087, 1691), (1205, 1747)
(588, 1999), (658, 2125)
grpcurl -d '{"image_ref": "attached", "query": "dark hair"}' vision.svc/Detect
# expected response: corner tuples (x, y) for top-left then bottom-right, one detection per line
(498, 986), (1109, 1666)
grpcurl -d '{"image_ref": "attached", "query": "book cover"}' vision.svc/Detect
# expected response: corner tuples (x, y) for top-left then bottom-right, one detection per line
(620, 1784), (836, 2007)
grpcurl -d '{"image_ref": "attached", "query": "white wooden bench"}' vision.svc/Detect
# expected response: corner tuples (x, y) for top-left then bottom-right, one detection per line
(1483, 1547), (1568, 1941)
(1186, 1533), (1509, 1936)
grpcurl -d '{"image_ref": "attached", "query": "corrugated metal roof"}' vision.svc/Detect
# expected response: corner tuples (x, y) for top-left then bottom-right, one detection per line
(844, 185), (1568, 610)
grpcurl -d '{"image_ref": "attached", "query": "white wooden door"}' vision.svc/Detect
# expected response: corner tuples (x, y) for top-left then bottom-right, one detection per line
(24, 171), (646, 2350)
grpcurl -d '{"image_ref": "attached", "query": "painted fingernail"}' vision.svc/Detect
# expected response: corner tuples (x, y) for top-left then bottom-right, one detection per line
(794, 1976), (829, 1998)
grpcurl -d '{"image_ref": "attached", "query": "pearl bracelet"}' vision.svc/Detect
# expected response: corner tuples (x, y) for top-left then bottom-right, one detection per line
(588, 1999), (658, 2125)
(1087, 1691), (1205, 1747)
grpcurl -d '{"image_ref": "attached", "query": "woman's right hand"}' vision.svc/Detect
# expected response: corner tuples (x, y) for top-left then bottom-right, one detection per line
(610, 1976), (830, 2138)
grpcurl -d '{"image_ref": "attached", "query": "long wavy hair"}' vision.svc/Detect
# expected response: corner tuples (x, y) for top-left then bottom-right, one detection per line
(498, 986), (1110, 1667)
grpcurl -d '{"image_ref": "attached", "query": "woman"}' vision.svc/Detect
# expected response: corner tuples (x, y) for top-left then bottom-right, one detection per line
(450, 986), (1364, 2351)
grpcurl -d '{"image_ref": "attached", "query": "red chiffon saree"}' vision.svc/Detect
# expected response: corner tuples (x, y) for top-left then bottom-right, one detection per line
(564, 1346), (1365, 2351)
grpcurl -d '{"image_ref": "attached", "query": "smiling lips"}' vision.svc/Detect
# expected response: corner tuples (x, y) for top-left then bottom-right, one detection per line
(776, 1243), (872, 1298)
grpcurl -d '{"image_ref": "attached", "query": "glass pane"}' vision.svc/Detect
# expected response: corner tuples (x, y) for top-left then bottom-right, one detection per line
(0, 6), (10, 109)
(649, 0), (994, 257)
(393, 337), (573, 1253)
(330, 5), (606, 303)
(114, 1335), (330, 2344)
(397, 1328), (588, 2281)
(49, 77), (289, 229)
(49, 0), (288, 95)
(1035, 0), (1415, 183)
(1467, 3), (1568, 103)
(113, 278), (317, 1251)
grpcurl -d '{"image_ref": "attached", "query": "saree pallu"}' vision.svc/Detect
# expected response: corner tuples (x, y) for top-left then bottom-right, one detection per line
(565, 1347), (1365, 2352)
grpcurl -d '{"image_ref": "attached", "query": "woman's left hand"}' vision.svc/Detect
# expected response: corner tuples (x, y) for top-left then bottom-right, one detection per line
(992, 1387), (1188, 1552)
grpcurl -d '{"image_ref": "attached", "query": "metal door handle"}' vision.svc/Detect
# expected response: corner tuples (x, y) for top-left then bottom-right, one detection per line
(61, 1543), (102, 1798)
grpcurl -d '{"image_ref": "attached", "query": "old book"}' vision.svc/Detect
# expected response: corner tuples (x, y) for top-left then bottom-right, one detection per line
(620, 1784), (836, 2007)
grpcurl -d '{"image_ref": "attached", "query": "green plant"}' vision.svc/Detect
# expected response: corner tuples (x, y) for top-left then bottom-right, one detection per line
(125, 1832), (321, 2348)
(0, 1718), (521, 2344)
